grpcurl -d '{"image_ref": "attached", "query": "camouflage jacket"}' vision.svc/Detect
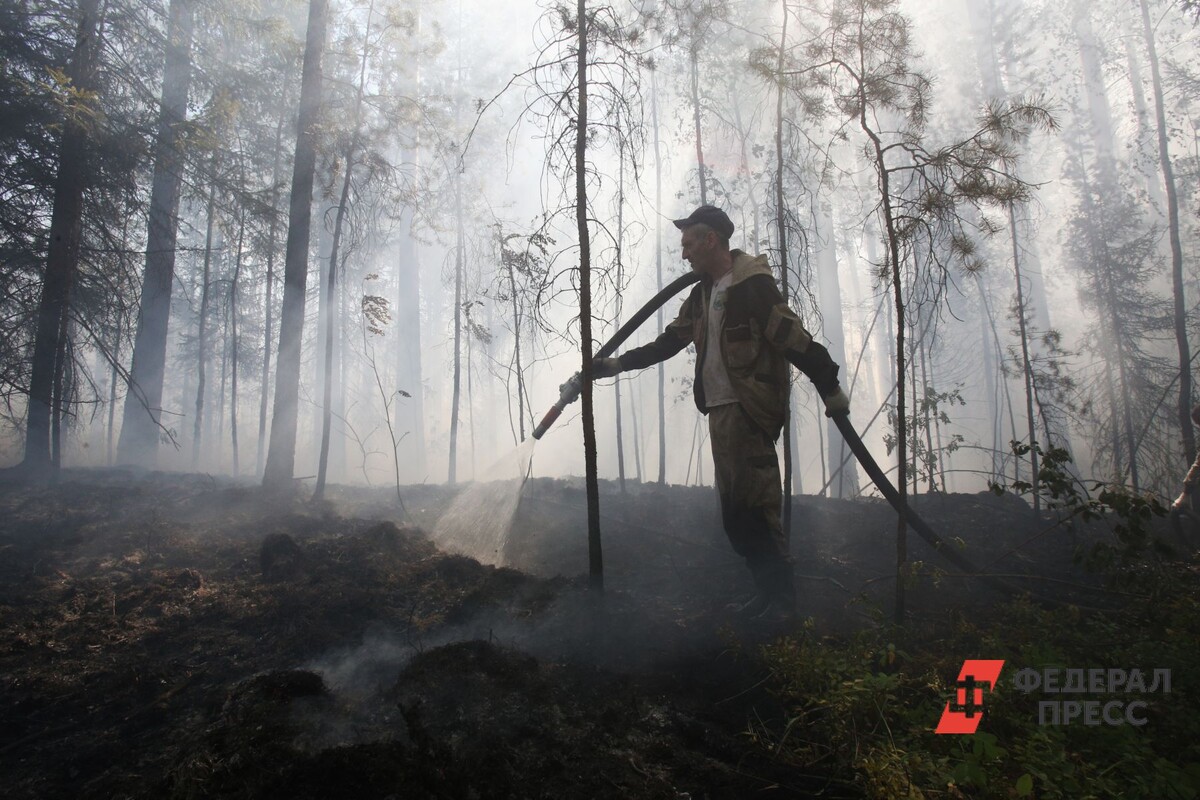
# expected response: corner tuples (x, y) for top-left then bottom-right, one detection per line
(617, 250), (840, 440)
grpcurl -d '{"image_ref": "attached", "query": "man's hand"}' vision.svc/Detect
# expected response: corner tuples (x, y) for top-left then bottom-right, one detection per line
(823, 387), (850, 417)
(592, 356), (622, 379)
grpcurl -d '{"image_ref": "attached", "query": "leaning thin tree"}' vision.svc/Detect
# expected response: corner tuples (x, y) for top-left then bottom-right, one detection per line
(797, 0), (1055, 621)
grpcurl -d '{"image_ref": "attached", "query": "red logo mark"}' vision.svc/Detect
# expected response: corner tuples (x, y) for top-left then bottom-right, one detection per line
(935, 660), (1005, 734)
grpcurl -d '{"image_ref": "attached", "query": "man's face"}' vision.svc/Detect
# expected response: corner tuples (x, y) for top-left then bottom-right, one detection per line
(680, 226), (714, 275)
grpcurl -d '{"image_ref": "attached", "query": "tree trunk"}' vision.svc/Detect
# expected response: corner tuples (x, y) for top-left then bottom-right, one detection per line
(257, 112), (286, 477)
(215, 287), (229, 453)
(577, 0), (603, 594)
(51, 303), (72, 469)
(1123, 15), (1168, 215)
(909, 332), (918, 496)
(192, 163), (218, 469)
(862, 105), (908, 624)
(467, 308), (476, 477)
(975, 274), (1020, 483)
(504, 229), (525, 443)
(262, 0), (329, 492)
(925, 336), (949, 492)
(449, 165), (463, 485)
(774, 2), (793, 537)
(614, 141), (626, 494)
(689, 49), (707, 205)
(397, 182), (427, 473)
(23, 0), (103, 475)
(315, 0), (372, 500)
(630, 370), (642, 481)
(1009, 202), (1040, 514)
(117, 0), (195, 467)
(394, 4), (426, 477)
(917, 327), (935, 493)
(816, 200), (859, 498)
(230, 208), (244, 476)
(651, 65), (666, 484)
(978, 281), (1000, 481)
(333, 241), (349, 481)
(107, 315), (121, 466)
(1075, 2), (1119, 188)
(1140, 0), (1195, 466)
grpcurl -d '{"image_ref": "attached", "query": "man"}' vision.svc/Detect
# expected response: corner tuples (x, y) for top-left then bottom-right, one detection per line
(594, 205), (849, 617)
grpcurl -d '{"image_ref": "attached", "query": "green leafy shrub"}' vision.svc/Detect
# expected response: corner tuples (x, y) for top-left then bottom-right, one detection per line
(755, 581), (1200, 797)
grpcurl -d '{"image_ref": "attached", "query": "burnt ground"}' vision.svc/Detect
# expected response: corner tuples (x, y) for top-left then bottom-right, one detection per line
(0, 469), (1160, 799)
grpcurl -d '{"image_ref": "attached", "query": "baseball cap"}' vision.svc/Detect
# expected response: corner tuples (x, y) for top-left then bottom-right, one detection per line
(672, 205), (735, 239)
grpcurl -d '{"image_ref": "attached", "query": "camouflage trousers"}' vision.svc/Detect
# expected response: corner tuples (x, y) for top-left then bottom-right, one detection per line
(707, 403), (794, 604)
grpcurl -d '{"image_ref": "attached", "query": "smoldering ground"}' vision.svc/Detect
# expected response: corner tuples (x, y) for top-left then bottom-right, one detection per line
(0, 468), (1152, 799)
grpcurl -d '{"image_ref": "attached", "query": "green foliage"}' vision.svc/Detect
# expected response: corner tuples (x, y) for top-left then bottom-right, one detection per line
(755, 585), (1200, 798)
(989, 441), (1170, 577)
(883, 384), (966, 490)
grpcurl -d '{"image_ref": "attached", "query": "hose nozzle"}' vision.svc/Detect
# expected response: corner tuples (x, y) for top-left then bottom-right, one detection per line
(532, 372), (583, 439)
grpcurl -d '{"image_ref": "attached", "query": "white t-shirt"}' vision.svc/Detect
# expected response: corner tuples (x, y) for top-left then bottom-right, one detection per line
(703, 271), (738, 408)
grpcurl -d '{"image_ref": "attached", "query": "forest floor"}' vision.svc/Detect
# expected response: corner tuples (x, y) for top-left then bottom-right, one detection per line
(0, 468), (1196, 799)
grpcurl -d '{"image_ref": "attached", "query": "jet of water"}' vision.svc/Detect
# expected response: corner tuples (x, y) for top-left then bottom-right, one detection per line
(430, 437), (537, 566)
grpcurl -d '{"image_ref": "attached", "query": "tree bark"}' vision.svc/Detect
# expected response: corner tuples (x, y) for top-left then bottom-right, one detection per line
(614, 140), (626, 493)
(448, 164), (463, 485)
(262, 0), (329, 492)
(396, 181), (427, 474)
(816, 200), (859, 498)
(192, 161), (218, 469)
(862, 96), (908, 624)
(651, 65), (666, 484)
(1010, 202), (1040, 514)
(1140, 0), (1195, 466)
(256, 112), (286, 477)
(503, 229), (525, 443)
(315, 0), (373, 500)
(774, 1), (793, 536)
(689, 49), (706, 205)
(23, 0), (103, 475)
(229, 207), (245, 475)
(577, 0), (603, 593)
(117, 0), (195, 467)
(106, 314), (121, 466)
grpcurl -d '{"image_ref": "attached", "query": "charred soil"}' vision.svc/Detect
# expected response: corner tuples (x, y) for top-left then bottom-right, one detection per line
(0, 470), (1168, 798)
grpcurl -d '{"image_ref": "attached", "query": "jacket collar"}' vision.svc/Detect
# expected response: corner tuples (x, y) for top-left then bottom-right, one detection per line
(700, 250), (772, 289)
(728, 250), (772, 287)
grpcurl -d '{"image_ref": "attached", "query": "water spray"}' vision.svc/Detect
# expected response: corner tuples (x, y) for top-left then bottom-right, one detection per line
(532, 271), (702, 440)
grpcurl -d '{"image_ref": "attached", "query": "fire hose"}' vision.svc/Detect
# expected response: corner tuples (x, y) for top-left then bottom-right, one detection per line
(530, 271), (1031, 599)
(531, 272), (704, 440)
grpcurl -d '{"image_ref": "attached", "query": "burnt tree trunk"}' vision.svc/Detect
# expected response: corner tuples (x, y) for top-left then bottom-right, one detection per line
(577, 0), (603, 593)
(651, 65), (666, 484)
(614, 140), (627, 493)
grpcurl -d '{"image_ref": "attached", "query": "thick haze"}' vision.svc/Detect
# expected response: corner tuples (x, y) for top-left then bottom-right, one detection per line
(3, 0), (1198, 502)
